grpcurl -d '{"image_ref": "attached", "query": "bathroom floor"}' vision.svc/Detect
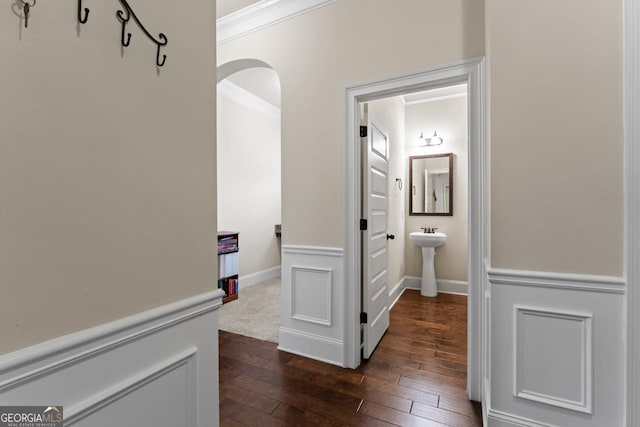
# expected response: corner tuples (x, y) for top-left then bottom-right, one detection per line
(219, 289), (481, 426)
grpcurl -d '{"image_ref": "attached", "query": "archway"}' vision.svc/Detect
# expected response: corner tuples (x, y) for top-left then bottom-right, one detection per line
(216, 59), (283, 343)
(217, 58), (274, 83)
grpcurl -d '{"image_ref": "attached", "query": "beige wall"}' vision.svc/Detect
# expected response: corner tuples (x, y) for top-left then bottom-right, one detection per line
(218, 0), (485, 248)
(217, 89), (281, 276)
(367, 97), (406, 291)
(0, 1), (217, 355)
(405, 97), (469, 282)
(487, 0), (623, 276)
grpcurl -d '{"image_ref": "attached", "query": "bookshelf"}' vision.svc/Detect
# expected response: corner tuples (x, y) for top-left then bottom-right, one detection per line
(217, 231), (239, 304)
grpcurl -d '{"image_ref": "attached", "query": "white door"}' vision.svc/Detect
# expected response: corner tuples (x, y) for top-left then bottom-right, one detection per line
(361, 103), (390, 359)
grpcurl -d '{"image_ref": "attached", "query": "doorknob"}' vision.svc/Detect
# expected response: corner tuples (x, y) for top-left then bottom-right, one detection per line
(386, 234), (395, 240)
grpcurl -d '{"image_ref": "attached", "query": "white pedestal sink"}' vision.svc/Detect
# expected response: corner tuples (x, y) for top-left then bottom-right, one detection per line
(409, 231), (447, 297)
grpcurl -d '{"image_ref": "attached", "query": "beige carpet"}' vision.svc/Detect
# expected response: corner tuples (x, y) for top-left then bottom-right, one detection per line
(218, 277), (281, 343)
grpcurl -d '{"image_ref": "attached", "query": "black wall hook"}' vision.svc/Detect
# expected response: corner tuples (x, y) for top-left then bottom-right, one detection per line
(155, 33), (167, 67)
(21, 0), (36, 28)
(116, 0), (168, 67)
(395, 178), (403, 191)
(77, 0), (89, 23)
(116, 8), (132, 46)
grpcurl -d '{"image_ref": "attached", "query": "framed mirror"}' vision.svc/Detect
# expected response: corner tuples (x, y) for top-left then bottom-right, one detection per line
(409, 153), (453, 216)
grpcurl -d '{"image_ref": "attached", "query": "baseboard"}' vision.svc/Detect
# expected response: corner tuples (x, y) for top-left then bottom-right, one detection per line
(404, 276), (468, 295)
(0, 290), (225, 427)
(438, 279), (468, 295)
(240, 265), (281, 289)
(278, 327), (343, 367)
(389, 277), (407, 309)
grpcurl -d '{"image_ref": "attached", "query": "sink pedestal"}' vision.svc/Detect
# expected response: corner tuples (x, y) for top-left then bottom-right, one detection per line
(420, 247), (438, 297)
(408, 231), (446, 298)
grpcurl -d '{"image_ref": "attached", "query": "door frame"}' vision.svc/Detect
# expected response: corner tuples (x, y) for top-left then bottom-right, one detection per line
(343, 57), (486, 402)
(625, 0), (639, 423)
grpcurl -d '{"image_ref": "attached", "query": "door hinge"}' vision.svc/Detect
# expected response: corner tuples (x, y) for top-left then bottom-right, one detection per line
(360, 126), (367, 138)
(360, 219), (367, 231)
(360, 312), (368, 324)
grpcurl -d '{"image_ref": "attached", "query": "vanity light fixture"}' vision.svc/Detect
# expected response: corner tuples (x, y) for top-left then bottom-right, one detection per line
(418, 131), (444, 147)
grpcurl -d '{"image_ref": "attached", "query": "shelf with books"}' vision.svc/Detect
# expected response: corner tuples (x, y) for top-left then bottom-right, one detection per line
(218, 275), (238, 303)
(217, 231), (239, 304)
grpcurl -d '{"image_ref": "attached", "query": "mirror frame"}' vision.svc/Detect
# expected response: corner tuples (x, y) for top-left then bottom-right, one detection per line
(409, 153), (454, 216)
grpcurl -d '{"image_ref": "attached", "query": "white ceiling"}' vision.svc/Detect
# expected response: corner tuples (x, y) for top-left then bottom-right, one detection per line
(402, 84), (467, 105)
(217, 0), (262, 18)
(225, 68), (281, 108)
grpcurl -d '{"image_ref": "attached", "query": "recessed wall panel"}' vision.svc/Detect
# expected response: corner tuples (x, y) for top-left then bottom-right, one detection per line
(514, 306), (593, 414)
(291, 266), (332, 326)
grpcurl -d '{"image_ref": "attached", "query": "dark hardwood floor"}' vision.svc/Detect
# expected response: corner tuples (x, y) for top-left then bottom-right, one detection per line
(219, 290), (482, 426)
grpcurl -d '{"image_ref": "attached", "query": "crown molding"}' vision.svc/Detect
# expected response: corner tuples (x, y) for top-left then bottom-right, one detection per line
(217, 0), (337, 45)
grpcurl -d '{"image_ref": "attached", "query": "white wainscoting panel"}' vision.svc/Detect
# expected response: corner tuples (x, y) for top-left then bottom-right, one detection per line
(66, 348), (197, 426)
(487, 268), (624, 427)
(0, 290), (225, 427)
(514, 307), (592, 414)
(291, 266), (332, 326)
(280, 245), (343, 366)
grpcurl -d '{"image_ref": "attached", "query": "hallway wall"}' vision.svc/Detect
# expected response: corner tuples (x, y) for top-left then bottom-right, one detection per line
(485, 0), (625, 425)
(0, 0), (217, 355)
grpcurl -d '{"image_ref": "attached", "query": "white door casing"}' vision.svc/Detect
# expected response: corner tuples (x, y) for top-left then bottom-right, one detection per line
(625, 0), (640, 424)
(343, 58), (486, 404)
(361, 103), (391, 359)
